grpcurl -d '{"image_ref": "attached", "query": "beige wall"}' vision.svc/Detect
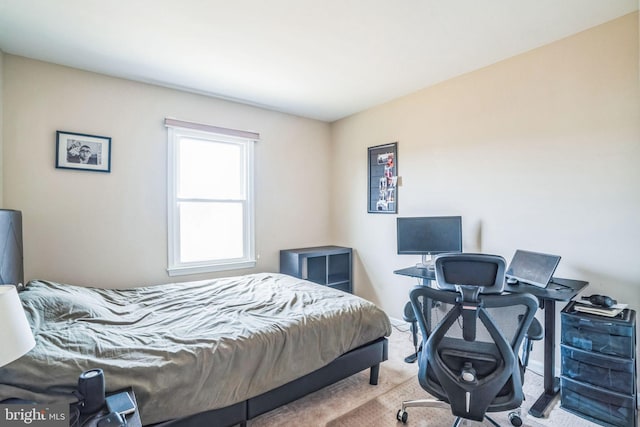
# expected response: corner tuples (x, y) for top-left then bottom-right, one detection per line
(1, 11), (638, 373)
(331, 11), (640, 344)
(0, 50), (4, 206)
(2, 56), (332, 287)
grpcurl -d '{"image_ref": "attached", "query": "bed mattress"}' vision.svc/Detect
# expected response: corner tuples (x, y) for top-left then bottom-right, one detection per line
(0, 273), (391, 424)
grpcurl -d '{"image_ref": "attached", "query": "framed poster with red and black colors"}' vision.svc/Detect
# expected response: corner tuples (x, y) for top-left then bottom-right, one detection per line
(368, 142), (397, 213)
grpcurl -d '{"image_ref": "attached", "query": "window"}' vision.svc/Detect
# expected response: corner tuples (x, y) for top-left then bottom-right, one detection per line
(166, 118), (258, 275)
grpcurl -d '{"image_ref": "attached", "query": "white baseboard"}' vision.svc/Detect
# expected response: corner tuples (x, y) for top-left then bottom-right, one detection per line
(389, 316), (406, 327)
(526, 359), (544, 376)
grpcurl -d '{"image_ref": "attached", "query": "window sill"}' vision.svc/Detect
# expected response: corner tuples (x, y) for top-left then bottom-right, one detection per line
(167, 260), (256, 276)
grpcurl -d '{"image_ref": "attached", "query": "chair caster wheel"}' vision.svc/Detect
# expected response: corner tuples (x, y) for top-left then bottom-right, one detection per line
(397, 409), (408, 424)
(509, 412), (523, 426)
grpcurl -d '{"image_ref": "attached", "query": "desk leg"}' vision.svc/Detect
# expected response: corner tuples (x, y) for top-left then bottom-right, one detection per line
(404, 285), (431, 365)
(528, 299), (560, 418)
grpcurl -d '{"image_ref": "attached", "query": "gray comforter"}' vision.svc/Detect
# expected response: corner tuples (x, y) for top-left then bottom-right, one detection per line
(0, 273), (391, 424)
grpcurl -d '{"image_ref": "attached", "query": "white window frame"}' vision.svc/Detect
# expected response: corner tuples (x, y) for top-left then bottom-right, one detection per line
(166, 119), (257, 276)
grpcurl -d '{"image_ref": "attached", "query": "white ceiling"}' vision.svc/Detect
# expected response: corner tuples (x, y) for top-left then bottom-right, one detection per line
(0, 1), (637, 122)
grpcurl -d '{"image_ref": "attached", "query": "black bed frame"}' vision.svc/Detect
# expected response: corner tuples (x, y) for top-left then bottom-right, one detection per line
(149, 337), (388, 427)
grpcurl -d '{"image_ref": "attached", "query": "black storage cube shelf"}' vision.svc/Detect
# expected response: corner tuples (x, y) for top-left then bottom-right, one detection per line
(280, 246), (352, 294)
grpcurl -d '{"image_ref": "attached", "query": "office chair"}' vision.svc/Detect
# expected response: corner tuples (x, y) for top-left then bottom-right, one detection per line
(397, 253), (538, 427)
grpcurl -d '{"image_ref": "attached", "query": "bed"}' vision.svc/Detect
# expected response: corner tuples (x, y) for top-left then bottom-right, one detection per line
(0, 272), (391, 426)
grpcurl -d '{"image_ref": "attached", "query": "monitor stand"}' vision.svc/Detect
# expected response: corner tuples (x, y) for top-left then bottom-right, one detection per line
(416, 254), (435, 270)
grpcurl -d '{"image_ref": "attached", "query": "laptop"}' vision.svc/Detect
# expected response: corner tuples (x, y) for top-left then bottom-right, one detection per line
(506, 250), (561, 288)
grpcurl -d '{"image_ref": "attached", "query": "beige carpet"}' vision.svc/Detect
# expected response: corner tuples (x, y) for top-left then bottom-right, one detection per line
(248, 321), (600, 427)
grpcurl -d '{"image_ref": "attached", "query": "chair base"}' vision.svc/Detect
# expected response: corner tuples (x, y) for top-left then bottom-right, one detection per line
(404, 351), (418, 364)
(397, 398), (523, 426)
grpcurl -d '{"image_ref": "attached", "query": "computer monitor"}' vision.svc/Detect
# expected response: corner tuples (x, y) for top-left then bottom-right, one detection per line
(397, 216), (462, 269)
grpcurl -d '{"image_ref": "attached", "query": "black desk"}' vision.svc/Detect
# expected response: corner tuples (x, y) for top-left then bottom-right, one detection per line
(394, 266), (588, 418)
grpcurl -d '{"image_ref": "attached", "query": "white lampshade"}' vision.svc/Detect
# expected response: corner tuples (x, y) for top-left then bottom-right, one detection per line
(0, 285), (35, 367)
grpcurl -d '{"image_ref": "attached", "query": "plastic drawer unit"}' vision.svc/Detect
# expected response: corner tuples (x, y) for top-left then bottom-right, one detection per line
(561, 304), (635, 358)
(561, 376), (637, 427)
(561, 345), (635, 395)
(560, 301), (637, 427)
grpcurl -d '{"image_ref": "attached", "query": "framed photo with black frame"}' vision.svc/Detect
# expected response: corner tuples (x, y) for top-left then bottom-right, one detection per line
(368, 142), (397, 213)
(56, 130), (111, 173)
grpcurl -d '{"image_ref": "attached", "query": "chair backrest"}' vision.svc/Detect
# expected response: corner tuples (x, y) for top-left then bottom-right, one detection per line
(434, 253), (505, 294)
(410, 253), (538, 421)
